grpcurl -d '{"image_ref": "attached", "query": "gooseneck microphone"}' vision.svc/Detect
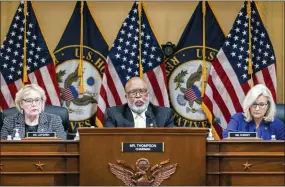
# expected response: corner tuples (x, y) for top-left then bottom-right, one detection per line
(145, 110), (157, 128)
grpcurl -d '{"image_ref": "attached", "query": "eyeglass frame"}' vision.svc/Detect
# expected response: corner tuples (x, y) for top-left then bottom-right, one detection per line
(22, 98), (43, 105)
(250, 102), (269, 109)
(126, 89), (149, 97)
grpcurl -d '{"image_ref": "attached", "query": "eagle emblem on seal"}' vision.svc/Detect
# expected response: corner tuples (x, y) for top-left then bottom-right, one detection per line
(57, 65), (97, 112)
(174, 65), (203, 113)
(109, 158), (177, 186)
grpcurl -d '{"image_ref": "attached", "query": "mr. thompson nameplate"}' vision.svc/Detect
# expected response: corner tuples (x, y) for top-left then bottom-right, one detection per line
(122, 143), (164, 152)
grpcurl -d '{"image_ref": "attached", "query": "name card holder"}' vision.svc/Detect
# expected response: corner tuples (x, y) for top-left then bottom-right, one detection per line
(23, 132), (61, 140)
(225, 132), (262, 141)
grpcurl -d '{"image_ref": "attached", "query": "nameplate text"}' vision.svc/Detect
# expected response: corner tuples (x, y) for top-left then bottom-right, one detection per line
(122, 142), (164, 152)
(27, 132), (56, 138)
(228, 132), (257, 138)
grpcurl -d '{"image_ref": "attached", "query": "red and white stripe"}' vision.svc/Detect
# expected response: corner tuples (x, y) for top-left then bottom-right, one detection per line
(0, 63), (60, 110)
(96, 57), (169, 127)
(203, 49), (277, 130)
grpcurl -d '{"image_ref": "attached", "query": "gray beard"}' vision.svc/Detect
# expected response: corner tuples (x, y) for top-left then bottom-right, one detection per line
(128, 100), (149, 114)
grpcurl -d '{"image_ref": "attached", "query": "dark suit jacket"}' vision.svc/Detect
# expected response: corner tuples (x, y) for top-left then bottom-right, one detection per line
(104, 103), (174, 127)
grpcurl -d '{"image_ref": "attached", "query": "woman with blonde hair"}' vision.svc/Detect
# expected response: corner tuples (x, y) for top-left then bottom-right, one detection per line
(223, 84), (284, 140)
(1, 84), (66, 140)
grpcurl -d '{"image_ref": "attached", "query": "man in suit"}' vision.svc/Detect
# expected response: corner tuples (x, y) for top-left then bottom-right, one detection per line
(104, 77), (174, 127)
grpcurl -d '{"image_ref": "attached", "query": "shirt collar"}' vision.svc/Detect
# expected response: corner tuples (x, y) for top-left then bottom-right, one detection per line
(130, 109), (147, 119)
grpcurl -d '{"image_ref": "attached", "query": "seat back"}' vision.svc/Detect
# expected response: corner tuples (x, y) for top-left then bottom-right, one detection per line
(3, 105), (70, 131)
(275, 104), (284, 124)
(0, 112), (3, 131)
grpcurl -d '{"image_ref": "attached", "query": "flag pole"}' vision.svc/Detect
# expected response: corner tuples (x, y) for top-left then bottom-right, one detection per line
(23, 0), (28, 84)
(78, 0), (84, 93)
(247, 1), (253, 88)
(201, 1), (206, 97)
(138, 1), (143, 78)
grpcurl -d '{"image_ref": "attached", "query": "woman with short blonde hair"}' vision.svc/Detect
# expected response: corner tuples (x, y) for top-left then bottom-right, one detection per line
(223, 84), (284, 140)
(1, 84), (66, 140)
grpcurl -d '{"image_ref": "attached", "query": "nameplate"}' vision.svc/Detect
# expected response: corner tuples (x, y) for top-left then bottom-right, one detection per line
(122, 143), (164, 152)
(228, 132), (257, 138)
(26, 132), (56, 138)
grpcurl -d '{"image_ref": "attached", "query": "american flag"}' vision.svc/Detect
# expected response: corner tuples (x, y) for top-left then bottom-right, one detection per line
(0, 1), (60, 109)
(96, 1), (169, 126)
(203, 1), (277, 131)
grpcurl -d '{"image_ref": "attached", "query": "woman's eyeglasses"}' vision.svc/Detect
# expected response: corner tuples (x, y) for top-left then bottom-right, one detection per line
(251, 102), (268, 109)
(22, 98), (42, 105)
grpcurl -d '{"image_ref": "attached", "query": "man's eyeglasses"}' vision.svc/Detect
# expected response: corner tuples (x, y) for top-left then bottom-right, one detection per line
(127, 89), (148, 97)
(22, 98), (42, 105)
(251, 102), (268, 109)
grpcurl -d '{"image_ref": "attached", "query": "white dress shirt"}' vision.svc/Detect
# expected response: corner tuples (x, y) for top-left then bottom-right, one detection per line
(131, 110), (147, 128)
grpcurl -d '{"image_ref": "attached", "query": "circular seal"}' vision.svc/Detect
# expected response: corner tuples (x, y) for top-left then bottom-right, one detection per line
(167, 46), (218, 127)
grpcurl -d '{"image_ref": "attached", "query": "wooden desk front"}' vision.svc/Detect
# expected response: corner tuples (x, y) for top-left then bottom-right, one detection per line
(0, 140), (79, 186)
(0, 140), (284, 186)
(207, 140), (285, 186)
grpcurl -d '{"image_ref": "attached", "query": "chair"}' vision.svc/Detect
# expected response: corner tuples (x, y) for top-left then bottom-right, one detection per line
(275, 104), (284, 124)
(0, 112), (3, 131)
(2, 105), (70, 131)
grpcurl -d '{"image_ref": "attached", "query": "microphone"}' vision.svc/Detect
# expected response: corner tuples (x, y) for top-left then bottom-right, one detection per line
(145, 110), (157, 128)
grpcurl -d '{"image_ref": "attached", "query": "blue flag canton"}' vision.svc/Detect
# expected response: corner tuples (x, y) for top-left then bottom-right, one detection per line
(109, 1), (164, 86)
(222, 2), (275, 84)
(0, 2), (52, 84)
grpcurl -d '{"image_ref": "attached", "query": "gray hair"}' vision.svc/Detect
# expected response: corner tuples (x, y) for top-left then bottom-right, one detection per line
(15, 84), (47, 113)
(242, 84), (275, 122)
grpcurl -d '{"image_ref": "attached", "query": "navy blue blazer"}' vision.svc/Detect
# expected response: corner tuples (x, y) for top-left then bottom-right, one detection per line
(104, 103), (174, 128)
(223, 113), (284, 140)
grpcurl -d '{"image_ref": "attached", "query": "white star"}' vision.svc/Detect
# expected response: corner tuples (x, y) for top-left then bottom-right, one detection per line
(8, 39), (14, 44)
(36, 46), (41, 51)
(254, 63), (259, 69)
(239, 46), (244, 52)
(144, 43), (149, 48)
(243, 22), (248, 28)
(146, 35), (151, 40)
(151, 46), (156, 51)
(117, 45), (122, 51)
(41, 58), (46, 63)
(15, 15), (20, 20)
(32, 35), (37, 40)
(129, 60), (134, 64)
(234, 36), (239, 41)
(12, 59), (16, 63)
(122, 57), (127, 62)
(12, 23), (18, 28)
(134, 36), (138, 41)
(123, 22), (127, 27)
(8, 75), (13, 80)
(238, 55), (243, 60)
(121, 65), (126, 69)
(29, 23), (33, 28)
(266, 44), (270, 49)
(27, 31), (31, 36)
(225, 41), (230, 46)
(14, 51), (19, 56)
(131, 16), (136, 22)
(243, 65), (248, 70)
(17, 70), (21, 75)
(118, 38), (123, 43)
(237, 62), (242, 67)
(264, 51), (268, 57)
(262, 60), (267, 64)
(125, 41), (130, 46)
(242, 74), (247, 79)
(5, 55), (10, 60)
(18, 35), (23, 40)
(127, 33), (132, 38)
(156, 57), (161, 62)
(120, 29), (125, 34)
(10, 67), (15, 72)
(148, 62), (153, 67)
(124, 49), (129, 54)
(232, 43), (237, 49)
(238, 12), (243, 16)
(231, 52), (236, 57)
(6, 47), (11, 52)
(150, 54), (154, 59)
(236, 20), (241, 24)
(2, 63), (8, 68)
(115, 53), (120, 59)
(130, 51), (135, 56)
(27, 58), (32, 63)
(16, 43), (21, 48)
(35, 54), (39, 59)
(270, 55), (275, 60)
(127, 67), (132, 72)
(242, 30), (247, 35)
(256, 56), (261, 61)
(235, 28), (240, 33)
(132, 44), (137, 49)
